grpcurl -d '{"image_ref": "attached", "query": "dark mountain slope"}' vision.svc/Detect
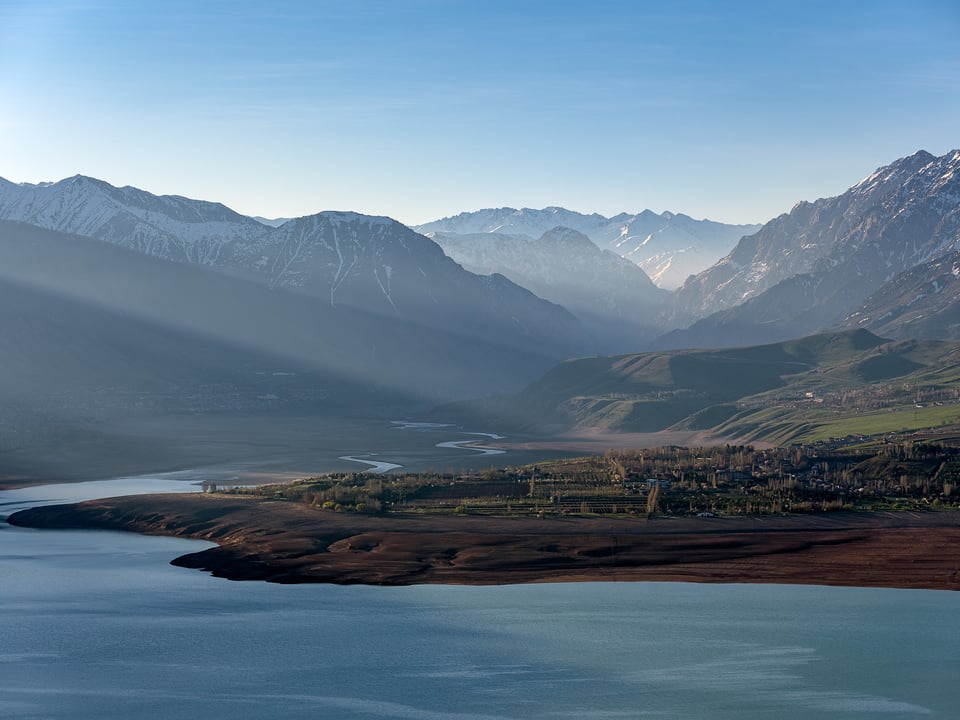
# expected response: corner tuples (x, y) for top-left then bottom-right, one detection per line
(0, 179), (594, 367)
(0, 220), (578, 405)
(838, 249), (960, 340)
(441, 330), (960, 440)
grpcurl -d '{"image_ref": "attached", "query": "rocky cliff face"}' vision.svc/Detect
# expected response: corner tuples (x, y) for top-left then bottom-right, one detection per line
(661, 149), (960, 347)
(839, 249), (960, 341)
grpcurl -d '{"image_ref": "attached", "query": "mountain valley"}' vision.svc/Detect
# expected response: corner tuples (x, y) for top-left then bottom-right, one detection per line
(3, 148), (960, 483)
(428, 226), (667, 352)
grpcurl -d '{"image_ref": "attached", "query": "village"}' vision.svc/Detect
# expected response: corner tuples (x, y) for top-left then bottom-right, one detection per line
(225, 435), (960, 518)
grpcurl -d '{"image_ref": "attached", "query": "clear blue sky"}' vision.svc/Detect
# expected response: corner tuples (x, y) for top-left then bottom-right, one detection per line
(2, 0), (958, 225)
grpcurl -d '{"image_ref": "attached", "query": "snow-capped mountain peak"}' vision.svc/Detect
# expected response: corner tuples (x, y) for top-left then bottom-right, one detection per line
(0, 175), (593, 365)
(664, 148), (960, 343)
(0, 173), (265, 268)
(414, 206), (760, 290)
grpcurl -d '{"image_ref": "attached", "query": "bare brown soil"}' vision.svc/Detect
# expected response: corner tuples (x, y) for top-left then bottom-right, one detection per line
(9, 495), (960, 590)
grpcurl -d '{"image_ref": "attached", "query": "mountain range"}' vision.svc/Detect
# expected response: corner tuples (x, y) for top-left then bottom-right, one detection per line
(0, 178), (610, 481)
(0, 176), (570, 336)
(661, 149), (960, 348)
(0, 177), (593, 398)
(3, 146), (960, 476)
(414, 207), (760, 290)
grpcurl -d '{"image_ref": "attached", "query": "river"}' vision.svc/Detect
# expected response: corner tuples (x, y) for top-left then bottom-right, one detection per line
(2, 470), (959, 718)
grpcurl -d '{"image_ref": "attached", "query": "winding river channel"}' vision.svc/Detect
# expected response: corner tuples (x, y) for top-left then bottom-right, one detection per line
(2, 428), (959, 719)
(336, 422), (506, 473)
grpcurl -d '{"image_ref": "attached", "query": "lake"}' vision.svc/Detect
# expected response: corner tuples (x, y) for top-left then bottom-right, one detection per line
(1, 474), (958, 719)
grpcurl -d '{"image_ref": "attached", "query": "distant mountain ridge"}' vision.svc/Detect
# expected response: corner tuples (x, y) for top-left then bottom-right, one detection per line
(414, 206), (760, 290)
(0, 175), (592, 367)
(0, 174), (266, 267)
(251, 215), (293, 228)
(661, 149), (960, 348)
(428, 227), (668, 353)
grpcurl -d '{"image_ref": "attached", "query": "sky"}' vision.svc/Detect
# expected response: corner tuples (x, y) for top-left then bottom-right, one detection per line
(1, 0), (958, 226)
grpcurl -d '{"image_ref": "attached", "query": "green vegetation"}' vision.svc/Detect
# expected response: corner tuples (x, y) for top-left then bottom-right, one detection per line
(716, 402), (960, 445)
(221, 434), (960, 518)
(474, 330), (960, 442)
(208, 330), (960, 520)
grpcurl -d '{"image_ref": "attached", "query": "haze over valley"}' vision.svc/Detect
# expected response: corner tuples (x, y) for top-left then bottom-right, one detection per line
(0, 147), (958, 487)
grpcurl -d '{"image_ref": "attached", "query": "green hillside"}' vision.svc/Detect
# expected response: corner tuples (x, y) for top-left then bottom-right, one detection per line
(491, 330), (960, 443)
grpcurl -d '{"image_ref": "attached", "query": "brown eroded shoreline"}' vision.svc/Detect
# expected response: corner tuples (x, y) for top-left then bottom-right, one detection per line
(9, 494), (960, 590)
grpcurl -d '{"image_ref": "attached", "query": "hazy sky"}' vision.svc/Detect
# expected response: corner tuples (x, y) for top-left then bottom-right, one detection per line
(2, 0), (958, 225)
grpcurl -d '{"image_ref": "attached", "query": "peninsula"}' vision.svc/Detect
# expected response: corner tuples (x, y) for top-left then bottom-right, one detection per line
(9, 494), (960, 589)
(11, 441), (960, 590)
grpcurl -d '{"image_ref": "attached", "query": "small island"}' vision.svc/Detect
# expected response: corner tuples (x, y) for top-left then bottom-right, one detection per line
(10, 439), (960, 590)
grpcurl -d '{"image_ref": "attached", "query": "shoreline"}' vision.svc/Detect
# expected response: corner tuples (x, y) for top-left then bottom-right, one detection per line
(9, 494), (960, 590)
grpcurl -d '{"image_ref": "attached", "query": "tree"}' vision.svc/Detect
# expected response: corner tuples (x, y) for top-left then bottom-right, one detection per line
(646, 481), (660, 516)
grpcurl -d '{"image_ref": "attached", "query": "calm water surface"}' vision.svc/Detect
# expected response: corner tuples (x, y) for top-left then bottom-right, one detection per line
(1, 474), (957, 719)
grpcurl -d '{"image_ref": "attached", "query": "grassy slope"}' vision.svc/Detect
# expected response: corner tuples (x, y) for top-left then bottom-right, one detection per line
(501, 329), (960, 442)
(711, 403), (960, 445)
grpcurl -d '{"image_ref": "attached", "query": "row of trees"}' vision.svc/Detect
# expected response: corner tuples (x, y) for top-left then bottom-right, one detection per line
(224, 440), (960, 517)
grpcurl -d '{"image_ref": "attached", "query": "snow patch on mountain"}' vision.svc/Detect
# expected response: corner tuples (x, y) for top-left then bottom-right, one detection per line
(414, 207), (760, 290)
(663, 149), (960, 344)
(0, 175), (270, 268)
(0, 175), (592, 361)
